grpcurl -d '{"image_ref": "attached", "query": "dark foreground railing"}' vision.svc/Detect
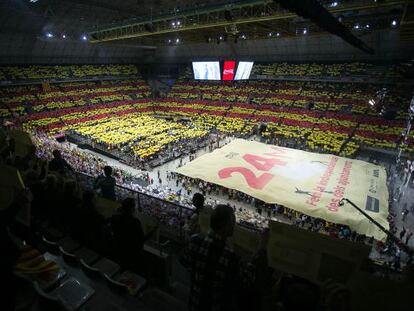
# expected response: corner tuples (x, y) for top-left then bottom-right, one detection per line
(75, 171), (195, 242)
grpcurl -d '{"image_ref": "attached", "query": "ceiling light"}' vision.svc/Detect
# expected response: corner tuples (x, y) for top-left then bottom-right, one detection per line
(176, 38), (180, 43)
(62, 34), (66, 39)
(81, 35), (88, 41)
(330, 2), (338, 7)
(46, 32), (53, 38)
(354, 24), (360, 29)
(171, 22), (176, 27)
(276, 32), (280, 37)
(391, 20), (397, 26)
(219, 36), (223, 40)
(365, 24), (370, 29)
(177, 21), (181, 26)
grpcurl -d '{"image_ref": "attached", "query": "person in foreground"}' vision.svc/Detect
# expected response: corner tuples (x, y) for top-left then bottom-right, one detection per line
(94, 165), (116, 200)
(110, 198), (156, 272)
(184, 204), (270, 311)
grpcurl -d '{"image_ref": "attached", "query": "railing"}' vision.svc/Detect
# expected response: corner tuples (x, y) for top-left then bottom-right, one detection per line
(74, 171), (195, 242)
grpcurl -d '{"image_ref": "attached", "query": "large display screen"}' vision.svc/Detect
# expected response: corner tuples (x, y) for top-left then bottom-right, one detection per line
(234, 61), (254, 80)
(222, 60), (236, 81)
(192, 61), (221, 80)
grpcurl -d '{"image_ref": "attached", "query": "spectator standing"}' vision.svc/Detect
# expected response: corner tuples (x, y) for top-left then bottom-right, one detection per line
(400, 227), (407, 240)
(186, 193), (205, 236)
(406, 231), (413, 245)
(94, 166), (116, 200)
(48, 150), (73, 173)
(183, 204), (269, 311)
(110, 198), (155, 272)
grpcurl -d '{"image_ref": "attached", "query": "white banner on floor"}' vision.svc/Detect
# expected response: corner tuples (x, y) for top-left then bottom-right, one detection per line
(176, 139), (389, 240)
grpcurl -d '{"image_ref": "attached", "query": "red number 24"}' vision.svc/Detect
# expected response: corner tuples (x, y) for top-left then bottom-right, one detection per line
(218, 153), (286, 190)
(218, 167), (273, 190)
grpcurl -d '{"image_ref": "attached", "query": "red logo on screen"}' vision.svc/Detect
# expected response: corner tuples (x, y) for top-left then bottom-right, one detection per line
(223, 61), (236, 80)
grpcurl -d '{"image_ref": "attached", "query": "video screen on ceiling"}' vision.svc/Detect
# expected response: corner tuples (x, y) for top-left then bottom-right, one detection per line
(234, 61), (254, 80)
(192, 61), (221, 80)
(222, 60), (236, 81)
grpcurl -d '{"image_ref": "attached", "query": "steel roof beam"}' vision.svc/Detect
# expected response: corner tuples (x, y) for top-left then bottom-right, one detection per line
(88, 1), (405, 43)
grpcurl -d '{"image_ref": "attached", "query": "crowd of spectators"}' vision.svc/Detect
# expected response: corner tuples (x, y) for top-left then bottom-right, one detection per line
(0, 64), (141, 82)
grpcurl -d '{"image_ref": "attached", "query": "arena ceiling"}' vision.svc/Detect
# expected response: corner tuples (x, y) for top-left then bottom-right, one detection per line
(0, 0), (413, 64)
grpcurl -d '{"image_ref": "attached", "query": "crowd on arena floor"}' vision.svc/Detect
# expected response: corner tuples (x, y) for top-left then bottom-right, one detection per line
(19, 128), (412, 271)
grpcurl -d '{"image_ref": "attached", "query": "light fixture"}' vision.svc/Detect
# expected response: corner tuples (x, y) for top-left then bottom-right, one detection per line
(391, 20), (397, 26)
(30, 0), (38, 3)
(241, 34), (246, 39)
(171, 22), (176, 27)
(303, 28), (307, 34)
(62, 34), (66, 39)
(168, 39), (172, 44)
(46, 32), (53, 38)
(369, 99), (375, 106)
(219, 36), (223, 40)
(176, 38), (180, 43)
(365, 24), (370, 29)
(276, 32), (280, 37)
(268, 32), (272, 37)
(81, 35), (88, 41)
(177, 21), (181, 26)
(330, 2), (338, 7)
(354, 24), (360, 29)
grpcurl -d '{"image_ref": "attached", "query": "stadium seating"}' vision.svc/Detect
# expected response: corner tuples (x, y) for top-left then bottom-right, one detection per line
(0, 64), (141, 82)
(1, 63), (412, 158)
(250, 62), (403, 79)
(0, 80), (151, 118)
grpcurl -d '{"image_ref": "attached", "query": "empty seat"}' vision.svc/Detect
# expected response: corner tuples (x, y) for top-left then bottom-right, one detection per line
(93, 257), (120, 278)
(57, 237), (80, 253)
(74, 247), (99, 265)
(41, 235), (60, 254)
(80, 259), (101, 279)
(43, 228), (64, 242)
(115, 271), (147, 294)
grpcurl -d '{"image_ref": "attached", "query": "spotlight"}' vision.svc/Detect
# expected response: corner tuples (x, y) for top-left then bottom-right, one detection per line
(46, 32), (53, 38)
